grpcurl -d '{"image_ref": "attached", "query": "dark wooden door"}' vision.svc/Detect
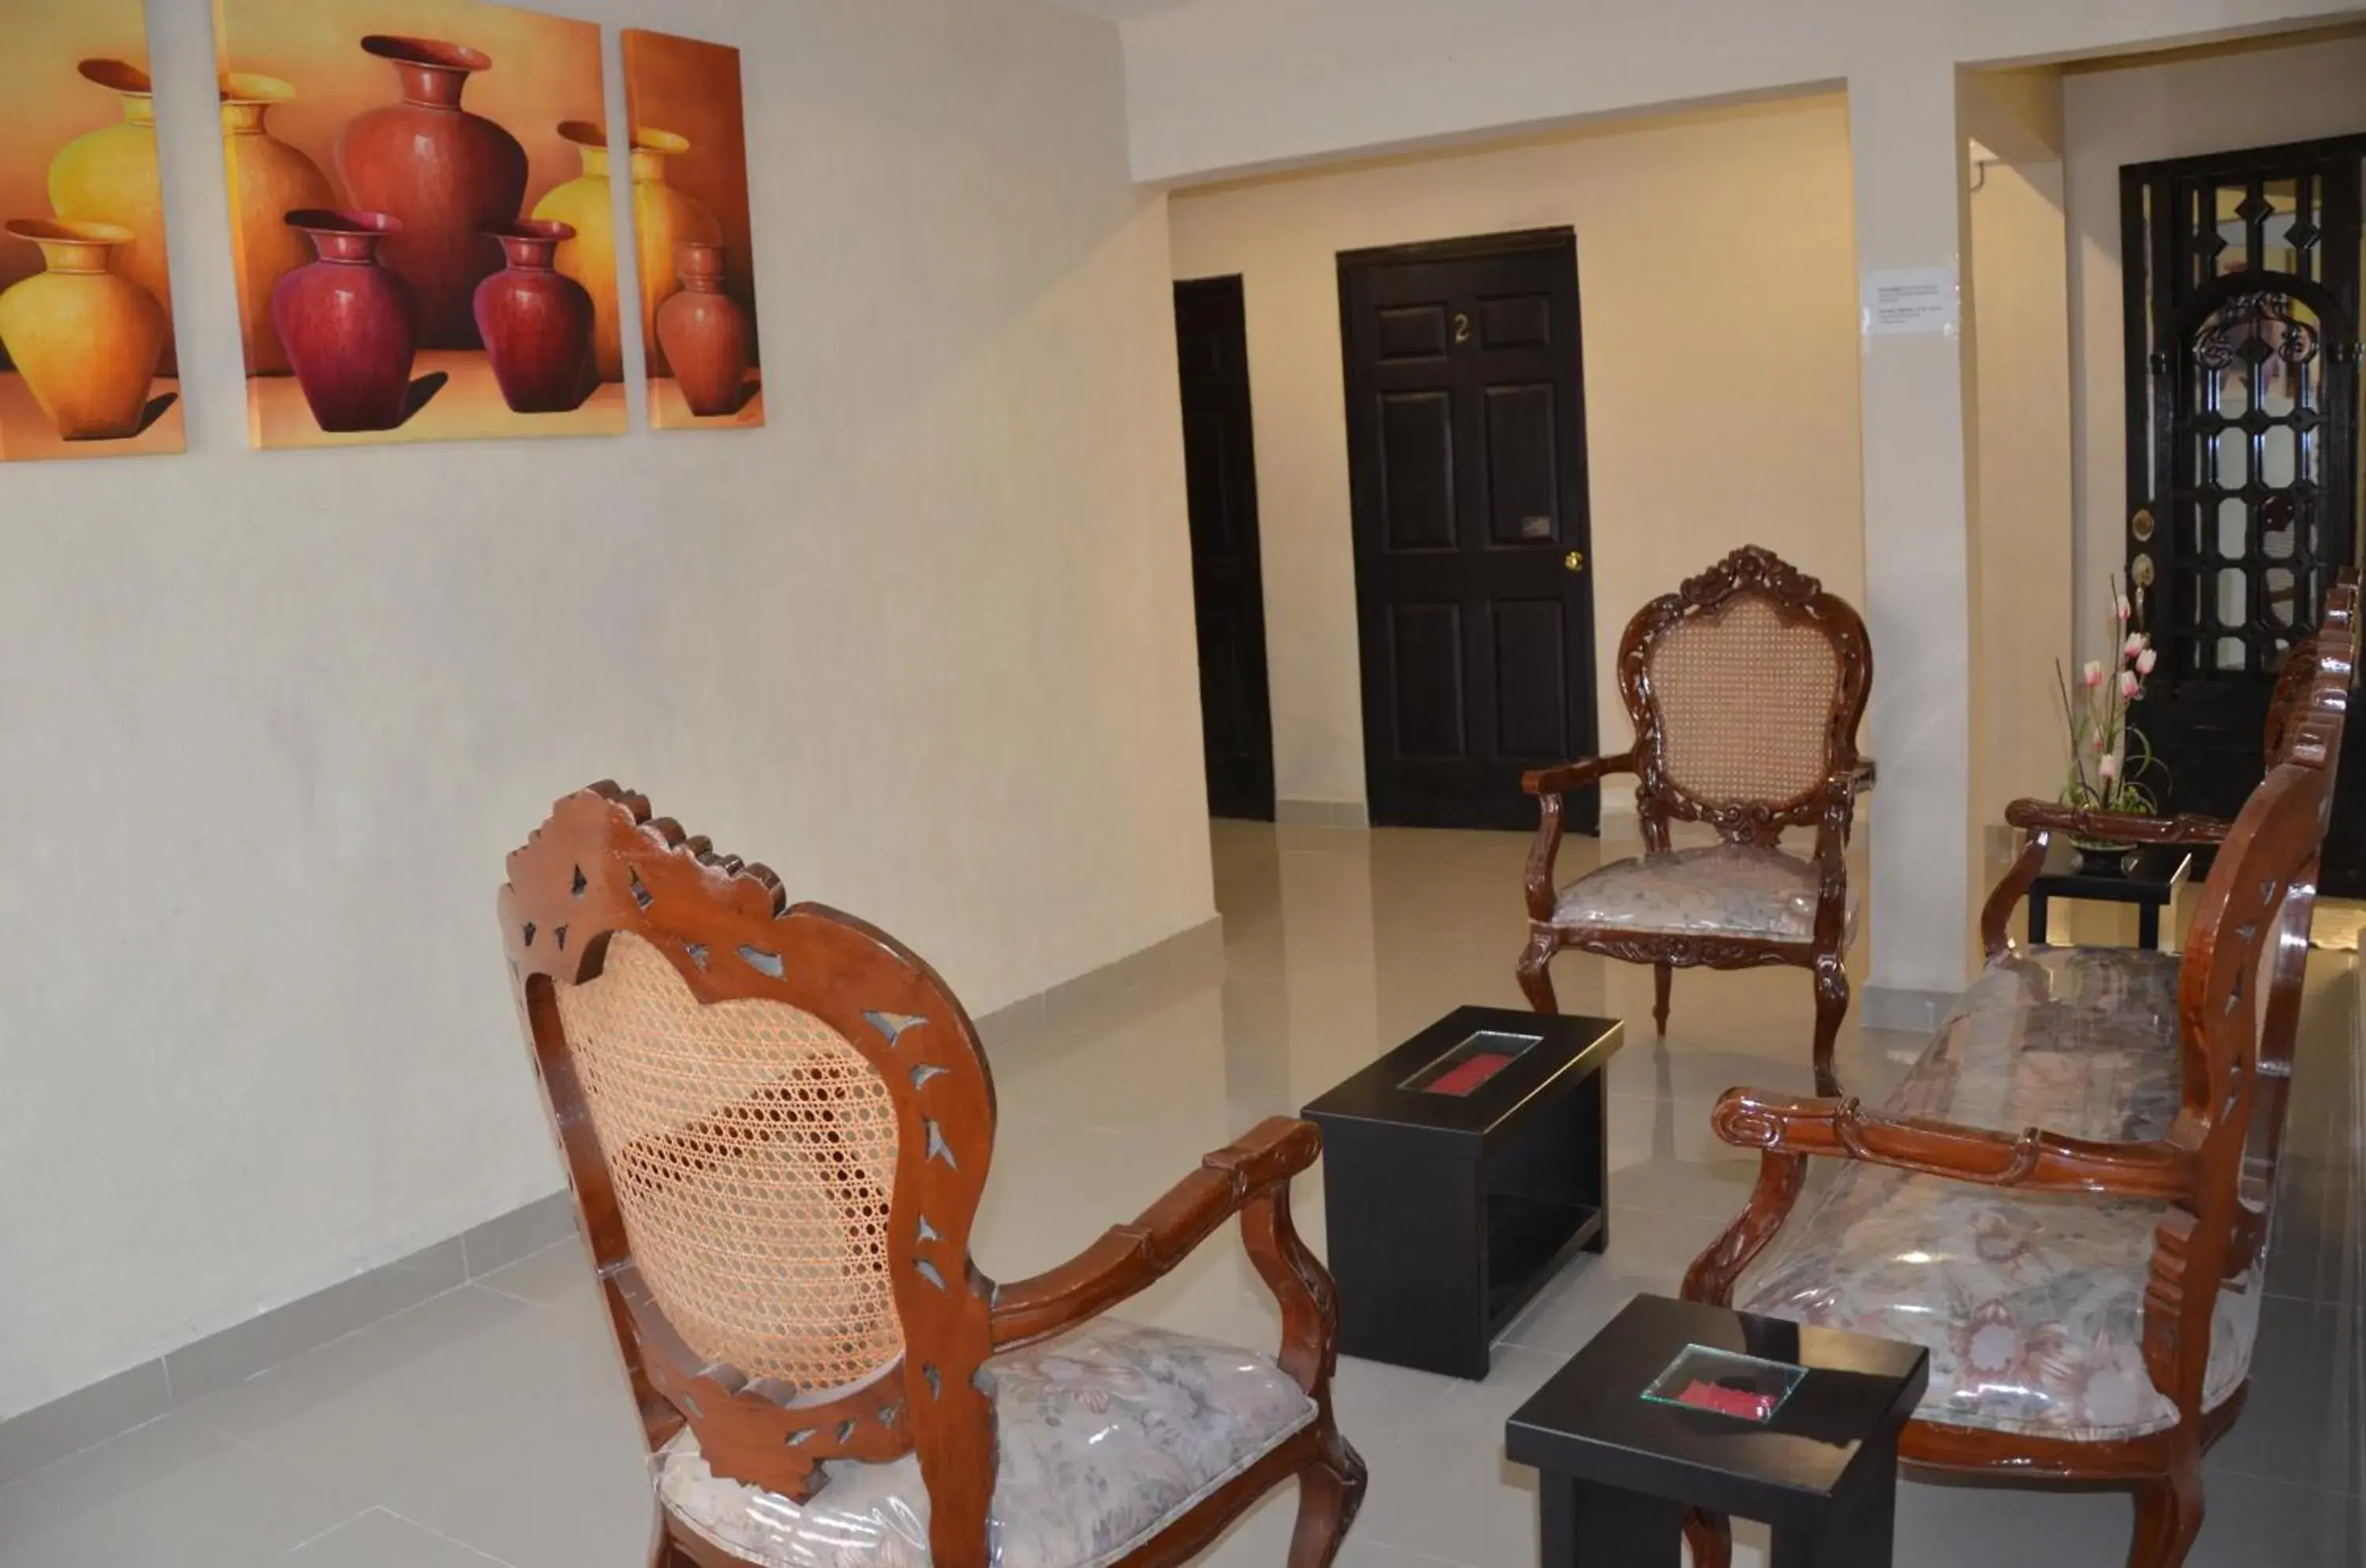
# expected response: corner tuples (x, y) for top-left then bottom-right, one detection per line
(1175, 276), (1277, 821)
(2122, 136), (2364, 893)
(1339, 229), (1599, 831)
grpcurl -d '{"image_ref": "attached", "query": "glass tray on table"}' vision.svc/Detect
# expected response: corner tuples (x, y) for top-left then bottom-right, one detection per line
(1640, 1343), (1808, 1425)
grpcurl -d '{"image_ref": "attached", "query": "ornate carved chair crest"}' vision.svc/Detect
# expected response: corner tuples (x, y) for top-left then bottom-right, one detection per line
(1517, 545), (1873, 1095)
(500, 784), (1362, 1568)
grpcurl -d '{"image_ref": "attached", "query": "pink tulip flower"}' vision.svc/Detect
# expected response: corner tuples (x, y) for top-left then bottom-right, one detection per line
(2124, 633), (2146, 659)
(2120, 670), (2140, 699)
(2116, 595), (2132, 623)
(2099, 753), (2120, 781)
(2136, 648), (2158, 675)
(2083, 661), (2107, 688)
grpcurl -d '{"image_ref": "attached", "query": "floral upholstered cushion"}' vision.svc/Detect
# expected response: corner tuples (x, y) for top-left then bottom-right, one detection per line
(655, 1318), (1315, 1568)
(1736, 947), (2262, 1442)
(1551, 842), (1857, 945)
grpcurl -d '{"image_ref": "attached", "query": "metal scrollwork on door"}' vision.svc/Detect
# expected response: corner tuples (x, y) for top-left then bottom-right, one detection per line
(2192, 292), (2319, 372)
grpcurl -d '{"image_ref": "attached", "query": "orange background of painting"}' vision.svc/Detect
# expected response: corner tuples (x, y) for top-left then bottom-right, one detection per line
(215, 0), (606, 354)
(0, 0), (162, 371)
(622, 28), (759, 364)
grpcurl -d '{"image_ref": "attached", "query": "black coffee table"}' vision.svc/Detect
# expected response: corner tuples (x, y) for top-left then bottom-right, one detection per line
(2028, 840), (2192, 949)
(1303, 1005), (1621, 1379)
(1506, 1294), (1927, 1566)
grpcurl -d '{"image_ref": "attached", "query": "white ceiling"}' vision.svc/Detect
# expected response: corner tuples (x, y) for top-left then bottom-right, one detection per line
(1039, 0), (1192, 19)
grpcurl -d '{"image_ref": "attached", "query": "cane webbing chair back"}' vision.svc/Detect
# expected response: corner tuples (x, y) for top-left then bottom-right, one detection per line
(1618, 547), (1871, 839)
(555, 931), (904, 1391)
(500, 783), (1001, 1506)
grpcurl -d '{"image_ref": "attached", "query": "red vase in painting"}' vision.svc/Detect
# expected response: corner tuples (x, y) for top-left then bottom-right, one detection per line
(271, 210), (416, 433)
(474, 221), (597, 414)
(654, 241), (751, 417)
(334, 36), (528, 350)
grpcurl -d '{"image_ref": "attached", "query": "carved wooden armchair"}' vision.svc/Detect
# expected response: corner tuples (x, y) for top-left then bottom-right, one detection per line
(1517, 546), (1872, 1095)
(500, 785), (1364, 1568)
(1680, 588), (2357, 1568)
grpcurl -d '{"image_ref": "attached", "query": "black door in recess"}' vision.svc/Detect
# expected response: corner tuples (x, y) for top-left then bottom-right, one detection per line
(1176, 276), (1277, 821)
(2122, 136), (2364, 893)
(1340, 229), (1599, 832)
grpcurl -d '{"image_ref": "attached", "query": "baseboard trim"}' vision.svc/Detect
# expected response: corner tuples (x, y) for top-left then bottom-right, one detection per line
(1860, 984), (1960, 1033)
(1274, 799), (1369, 829)
(972, 915), (1225, 1050)
(0, 1188), (581, 1487)
(0, 919), (1226, 1481)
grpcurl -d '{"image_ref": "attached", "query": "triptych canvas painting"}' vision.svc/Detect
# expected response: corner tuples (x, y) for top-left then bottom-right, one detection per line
(0, 0), (761, 461)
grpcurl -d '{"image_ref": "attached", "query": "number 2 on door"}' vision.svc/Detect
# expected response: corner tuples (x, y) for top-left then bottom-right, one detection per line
(1453, 312), (1472, 345)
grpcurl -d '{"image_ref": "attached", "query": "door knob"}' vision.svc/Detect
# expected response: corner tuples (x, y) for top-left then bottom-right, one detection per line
(1563, 551), (1586, 573)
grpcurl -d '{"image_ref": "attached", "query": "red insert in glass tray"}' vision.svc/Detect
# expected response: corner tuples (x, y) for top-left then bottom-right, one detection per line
(1420, 1051), (1517, 1097)
(1675, 1380), (1778, 1422)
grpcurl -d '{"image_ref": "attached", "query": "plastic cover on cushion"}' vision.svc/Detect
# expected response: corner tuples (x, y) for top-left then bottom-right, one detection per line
(1736, 947), (2262, 1442)
(1551, 842), (1857, 944)
(1646, 594), (1841, 806)
(655, 1318), (1318, 1568)
(555, 931), (903, 1391)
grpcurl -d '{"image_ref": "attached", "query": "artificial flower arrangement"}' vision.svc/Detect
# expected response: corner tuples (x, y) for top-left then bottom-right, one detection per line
(2054, 578), (2166, 864)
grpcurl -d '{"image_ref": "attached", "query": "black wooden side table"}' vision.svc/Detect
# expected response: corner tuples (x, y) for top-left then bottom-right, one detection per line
(1303, 1005), (1621, 1379)
(1506, 1294), (1928, 1567)
(2028, 840), (2192, 950)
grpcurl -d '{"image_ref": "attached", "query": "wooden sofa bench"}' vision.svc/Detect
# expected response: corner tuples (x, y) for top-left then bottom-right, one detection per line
(1680, 578), (2360, 1568)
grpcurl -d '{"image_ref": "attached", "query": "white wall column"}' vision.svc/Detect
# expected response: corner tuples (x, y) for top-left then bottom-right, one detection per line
(1849, 61), (1979, 1021)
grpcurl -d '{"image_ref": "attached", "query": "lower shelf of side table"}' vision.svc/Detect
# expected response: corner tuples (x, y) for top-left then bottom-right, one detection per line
(1487, 1197), (1603, 1335)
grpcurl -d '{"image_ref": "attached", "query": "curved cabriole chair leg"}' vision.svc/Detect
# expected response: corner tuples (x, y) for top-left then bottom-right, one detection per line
(1681, 1506), (1733, 1568)
(1810, 953), (1849, 1098)
(2127, 1450), (2205, 1568)
(1518, 929), (1562, 1014)
(1287, 1438), (1368, 1568)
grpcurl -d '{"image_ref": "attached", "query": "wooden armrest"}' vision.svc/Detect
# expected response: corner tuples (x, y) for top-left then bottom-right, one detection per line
(1522, 752), (1634, 797)
(1523, 753), (1635, 921)
(1850, 758), (1876, 790)
(1707, 1088), (2195, 1199)
(2002, 798), (2232, 846)
(990, 1117), (1321, 1351)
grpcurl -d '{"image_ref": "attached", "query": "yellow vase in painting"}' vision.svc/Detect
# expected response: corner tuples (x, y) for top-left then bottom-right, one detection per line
(47, 60), (174, 376)
(0, 220), (165, 440)
(532, 124), (719, 380)
(531, 121), (627, 381)
(220, 74), (338, 377)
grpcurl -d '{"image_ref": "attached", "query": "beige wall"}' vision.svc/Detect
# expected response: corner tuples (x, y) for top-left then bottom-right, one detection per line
(2066, 35), (2366, 669)
(1168, 98), (1866, 813)
(1118, 0), (2365, 186)
(1125, 0), (2364, 1008)
(1968, 154), (2076, 821)
(0, 0), (1206, 1422)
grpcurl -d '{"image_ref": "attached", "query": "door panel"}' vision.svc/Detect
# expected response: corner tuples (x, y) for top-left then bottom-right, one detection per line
(1390, 604), (1467, 758)
(1342, 229), (1599, 831)
(2121, 136), (2364, 893)
(1491, 601), (1569, 758)
(1380, 392), (1459, 550)
(1174, 277), (1277, 821)
(1484, 384), (1560, 543)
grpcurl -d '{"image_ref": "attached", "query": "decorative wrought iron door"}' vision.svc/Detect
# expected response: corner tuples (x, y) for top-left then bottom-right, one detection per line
(2122, 135), (2364, 892)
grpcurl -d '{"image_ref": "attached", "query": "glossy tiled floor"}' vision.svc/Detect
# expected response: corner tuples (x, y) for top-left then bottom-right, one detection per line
(4, 821), (2358, 1566)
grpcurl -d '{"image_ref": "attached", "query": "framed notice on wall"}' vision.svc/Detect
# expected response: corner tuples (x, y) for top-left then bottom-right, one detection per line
(1860, 265), (1959, 338)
